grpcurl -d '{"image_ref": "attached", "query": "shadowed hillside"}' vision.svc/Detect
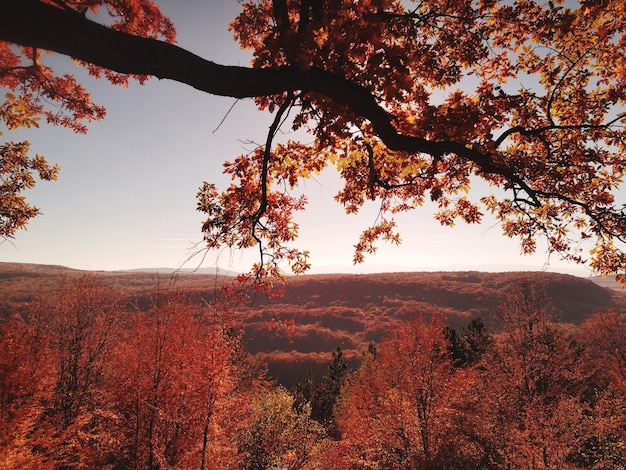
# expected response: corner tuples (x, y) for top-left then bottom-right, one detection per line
(1, 263), (623, 386)
(246, 271), (624, 329)
(237, 271), (625, 385)
(0, 262), (230, 314)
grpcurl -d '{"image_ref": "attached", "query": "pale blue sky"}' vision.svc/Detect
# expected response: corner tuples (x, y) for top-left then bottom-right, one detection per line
(0, 1), (597, 276)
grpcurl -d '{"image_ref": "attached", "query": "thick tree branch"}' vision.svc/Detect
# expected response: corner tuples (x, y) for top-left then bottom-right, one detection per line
(0, 0), (533, 199)
(251, 93), (295, 275)
(257, 92), (294, 223)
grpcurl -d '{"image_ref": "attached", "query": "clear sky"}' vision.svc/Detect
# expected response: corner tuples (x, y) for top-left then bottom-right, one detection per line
(0, 1), (600, 276)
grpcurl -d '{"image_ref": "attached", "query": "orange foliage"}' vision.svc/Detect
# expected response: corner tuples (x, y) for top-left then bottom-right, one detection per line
(0, 273), (625, 468)
(2, 2), (626, 279)
(582, 311), (626, 394)
(0, 276), (268, 469)
(465, 285), (598, 468)
(336, 313), (476, 468)
(109, 291), (264, 468)
(333, 285), (626, 469)
(220, 0), (626, 280)
(0, 276), (124, 468)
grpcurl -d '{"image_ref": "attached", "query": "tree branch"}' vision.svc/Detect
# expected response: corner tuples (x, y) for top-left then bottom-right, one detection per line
(0, 0), (534, 201)
(249, 92), (295, 280)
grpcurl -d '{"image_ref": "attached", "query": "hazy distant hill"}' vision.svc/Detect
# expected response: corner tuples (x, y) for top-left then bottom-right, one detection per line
(122, 266), (240, 276)
(264, 271), (623, 324)
(234, 271), (624, 384)
(1, 263), (623, 386)
(0, 262), (232, 312)
(589, 274), (625, 291)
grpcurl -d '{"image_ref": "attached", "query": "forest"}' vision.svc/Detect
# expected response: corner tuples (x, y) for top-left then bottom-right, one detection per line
(0, 264), (625, 469)
(2, 0), (626, 467)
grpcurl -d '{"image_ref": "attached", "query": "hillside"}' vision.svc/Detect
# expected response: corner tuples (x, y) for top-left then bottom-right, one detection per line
(237, 271), (625, 384)
(1, 263), (624, 386)
(588, 274), (625, 291)
(0, 262), (231, 312)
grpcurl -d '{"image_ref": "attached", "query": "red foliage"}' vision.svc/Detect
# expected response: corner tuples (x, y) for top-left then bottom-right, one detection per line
(336, 313), (475, 468)
(466, 285), (597, 468)
(1, 273), (625, 468)
(0, 277), (268, 468)
(333, 285), (626, 469)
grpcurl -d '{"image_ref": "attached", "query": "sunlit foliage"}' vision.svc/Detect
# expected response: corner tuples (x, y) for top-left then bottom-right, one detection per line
(2, 1), (626, 281)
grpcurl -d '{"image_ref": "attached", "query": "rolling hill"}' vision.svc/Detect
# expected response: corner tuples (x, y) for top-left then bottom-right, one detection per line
(1, 262), (623, 386)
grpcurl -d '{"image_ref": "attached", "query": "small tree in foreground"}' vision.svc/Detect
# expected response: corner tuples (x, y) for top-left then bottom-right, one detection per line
(240, 387), (328, 470)
(468, 285), (597, 469)
(0, 278), (273, 469)
(109, 292), (267, 469)
(0, 276), (123, 468)
(336, 314), (477, 469)
(574, 312), (626, 469)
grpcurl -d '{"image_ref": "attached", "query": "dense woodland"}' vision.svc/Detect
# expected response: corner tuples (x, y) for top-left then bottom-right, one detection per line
(2, 263), (625, 386)
(0, 263), (625, 468)
(3, 0), (626, 467)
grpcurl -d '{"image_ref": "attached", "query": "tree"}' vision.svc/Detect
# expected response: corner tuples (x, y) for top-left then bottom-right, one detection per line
(581, 311), (626, 395)
(240, 387), (327, 470)
(0, 103), (59, 238)
(314, 347), (349, 431)
(467, 284), (597, 469)
(292, 346), (351, 439)
(110, 291), (265, 469)
(45, 277), (122, 430)
(3, 1), (626, 280)
(575, 312), (626, 468)
(0, 276), (124, 469)
(336, 314), (476, 469)
(0, 0), (171, 238)
(445, 317), (492, 368)
(0, 309), (52, 468)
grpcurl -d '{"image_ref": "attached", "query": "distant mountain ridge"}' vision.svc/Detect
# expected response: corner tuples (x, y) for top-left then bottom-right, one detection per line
(240, 270), (625, 385)
(1, 260), (615, 287)
(1, 262), (623, 386)
(121, 266), (240, 276)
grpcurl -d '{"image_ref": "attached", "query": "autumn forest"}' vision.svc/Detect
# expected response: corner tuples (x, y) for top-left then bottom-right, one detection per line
(3, 0), (626, 468)
(0, 264), (625, 469)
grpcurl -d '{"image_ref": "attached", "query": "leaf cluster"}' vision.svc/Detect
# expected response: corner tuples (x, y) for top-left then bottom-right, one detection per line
(209, 0), (626, 281)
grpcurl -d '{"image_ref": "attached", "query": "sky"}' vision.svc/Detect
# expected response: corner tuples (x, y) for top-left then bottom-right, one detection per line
(0, 1), (604, 277)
